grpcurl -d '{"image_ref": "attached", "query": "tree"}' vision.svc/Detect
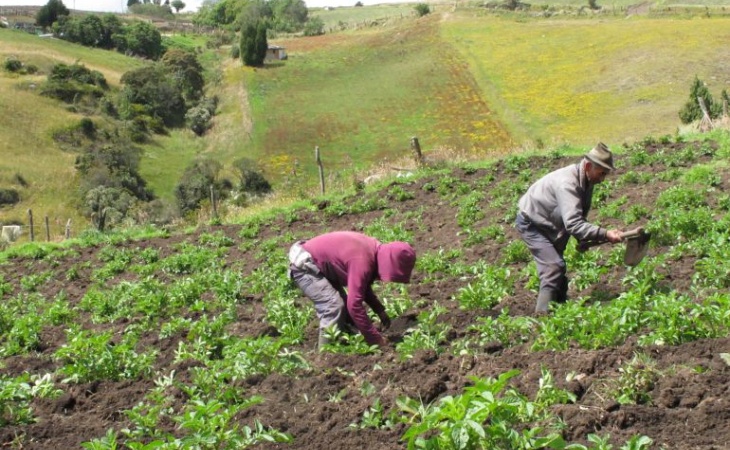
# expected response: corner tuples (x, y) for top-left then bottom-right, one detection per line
(194, 0), (245, 27)
(127, 0), (140, 6)
(36, 0), (70, 28)
(84, 186), (138, 231)
(119, 21), (163, 60)
(99, 14), (123, 49)
(120, 65), (186, 127)
(174, 158), (230, 215)
(161, 49), (204, 102)
(269, 0), (307, 32)
(254, 21), (268, 65)
(240, 20), (268, 67)
(238, 0), (273, 29)
(679, 76), (722, 124)
(171, 0), (186, 13)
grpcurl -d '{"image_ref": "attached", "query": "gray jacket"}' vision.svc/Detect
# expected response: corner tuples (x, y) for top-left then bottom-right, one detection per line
(518, 160), (607, 244)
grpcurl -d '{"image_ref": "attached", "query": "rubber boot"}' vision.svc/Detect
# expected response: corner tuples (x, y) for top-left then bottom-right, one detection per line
(556, 278), (569, 303)
(535, 290), (557, 314)
(317, 329), (330, 350)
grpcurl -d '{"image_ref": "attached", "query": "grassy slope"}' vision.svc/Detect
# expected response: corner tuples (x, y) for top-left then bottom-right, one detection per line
(310, 3), (419, 30)
(0, 30), (145, 232)
(219, 15), (511, 185)
(441, 12), (730, 146)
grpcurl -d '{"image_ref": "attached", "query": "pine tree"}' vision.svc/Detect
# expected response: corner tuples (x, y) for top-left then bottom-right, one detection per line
(254, 21), (268, 66)
(679, 76), (720, 124)
(240, 23), (257, 67)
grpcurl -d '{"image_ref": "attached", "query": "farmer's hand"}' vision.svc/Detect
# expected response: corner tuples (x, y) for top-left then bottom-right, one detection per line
(373, 334), (390, 348)
(378, 311), (391, 331)
(606, 229), (623, 243)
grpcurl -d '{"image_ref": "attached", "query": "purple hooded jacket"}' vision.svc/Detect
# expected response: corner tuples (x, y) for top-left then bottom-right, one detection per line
(301, 231), (416, 345)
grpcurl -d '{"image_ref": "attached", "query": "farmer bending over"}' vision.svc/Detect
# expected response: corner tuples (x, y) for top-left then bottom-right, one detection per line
(288, 231), (416, 349)
(515, 142), (623, 314)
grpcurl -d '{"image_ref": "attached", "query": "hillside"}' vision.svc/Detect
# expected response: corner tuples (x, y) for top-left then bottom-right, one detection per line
(0, 133), (729, 448)
(2, 3), (730, 239)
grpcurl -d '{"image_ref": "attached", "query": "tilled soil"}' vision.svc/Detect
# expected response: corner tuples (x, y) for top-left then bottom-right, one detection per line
(1, 141), (729, 449)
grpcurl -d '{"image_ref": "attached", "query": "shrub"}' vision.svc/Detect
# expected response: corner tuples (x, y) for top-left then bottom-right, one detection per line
(186, 105), (212, 136)
(679, 76), (721, 124)
(3, 57), (22, 73)
(186, 96), (217, 136)
(175, 158), (231, 214)
(233, 158), (272, 195)
(119, 65), (186, 128)
(83, 186), (136, 231)
(49, 63), (108, 88)
(302, 17), (325, 36)
(79, 118), (96, 138)
(414, 3), (430, 16)
(0, 189), (20, 206)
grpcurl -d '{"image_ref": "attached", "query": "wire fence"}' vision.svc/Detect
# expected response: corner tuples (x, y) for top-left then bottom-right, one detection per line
(1, 210), (72, 245)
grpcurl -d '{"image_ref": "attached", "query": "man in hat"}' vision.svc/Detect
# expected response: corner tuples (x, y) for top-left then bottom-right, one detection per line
(288, 231), (416, 349)
(515, 142), (624, 313)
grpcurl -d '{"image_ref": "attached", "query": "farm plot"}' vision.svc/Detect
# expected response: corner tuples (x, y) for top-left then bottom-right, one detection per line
(0, 136), (729, 449)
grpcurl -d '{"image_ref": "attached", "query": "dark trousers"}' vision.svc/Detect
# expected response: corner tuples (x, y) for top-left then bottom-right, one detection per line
(515, 213), (569, 302)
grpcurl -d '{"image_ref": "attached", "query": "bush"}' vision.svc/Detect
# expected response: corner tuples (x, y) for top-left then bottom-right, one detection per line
(186, 105), (212, 136)
(40, 80), (105, 103)
(49, 63), (108, 88)
(83, 186), (138, 231)
(79, 118), (96, 138)
(186, 96), (217, 136)
(414, 3), (430, 16)
(679, 76), (722, 124)
(302, 17), (325, 36)
(175, 158), (230, 215)
(119, 65), (186, 128)
(233, 157), (272, 195)
(0, 189), (20, 206)
(206, 32), (235, 49)
(3, 57), (22, 73)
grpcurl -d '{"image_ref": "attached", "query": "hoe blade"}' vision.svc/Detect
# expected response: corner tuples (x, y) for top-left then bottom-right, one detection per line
(624, 229), (651, 266)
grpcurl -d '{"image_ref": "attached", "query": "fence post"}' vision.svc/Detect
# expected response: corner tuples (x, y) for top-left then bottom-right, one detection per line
(316, 146), (325, 195)
(410, 136), (424, 168)
(28, 209), (34, 242)
(210, 185), (218, 219)
(65, 219), (71, 239)
(45, 216), (50, 241)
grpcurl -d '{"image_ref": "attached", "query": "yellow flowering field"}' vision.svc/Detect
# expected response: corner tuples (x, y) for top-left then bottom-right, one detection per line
(441, 14), (730, 146)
